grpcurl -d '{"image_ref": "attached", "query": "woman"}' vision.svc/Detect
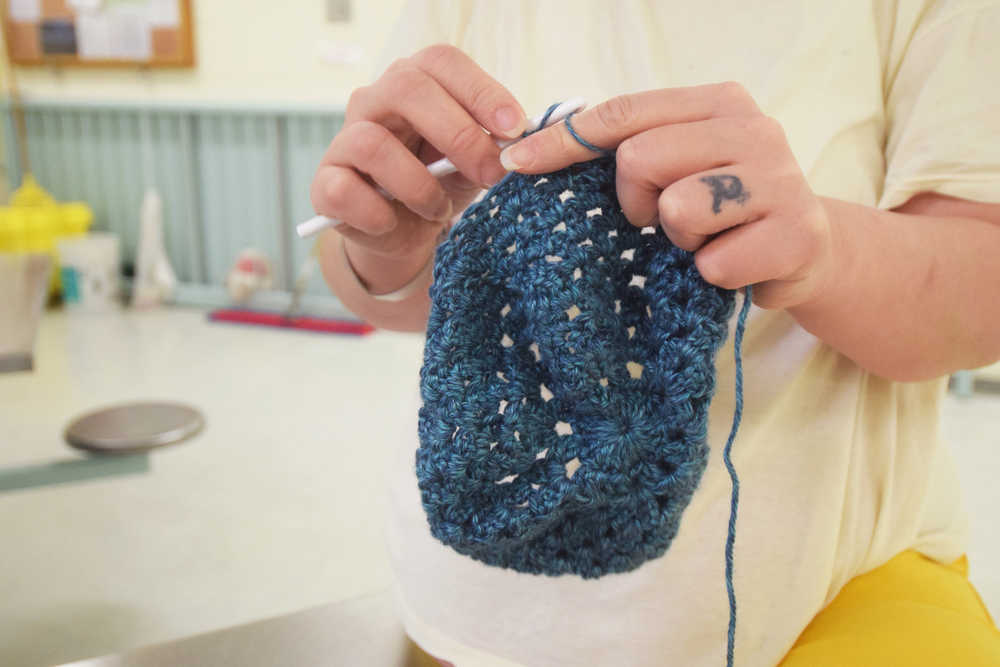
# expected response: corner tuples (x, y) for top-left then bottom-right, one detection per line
(313, 2), (1000, 664)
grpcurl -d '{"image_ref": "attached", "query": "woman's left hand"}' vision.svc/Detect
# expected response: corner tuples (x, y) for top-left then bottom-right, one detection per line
(499, 84), (836, 310)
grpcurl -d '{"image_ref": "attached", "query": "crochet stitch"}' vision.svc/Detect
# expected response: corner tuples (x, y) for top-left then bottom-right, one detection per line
(418, 154), (741, 579)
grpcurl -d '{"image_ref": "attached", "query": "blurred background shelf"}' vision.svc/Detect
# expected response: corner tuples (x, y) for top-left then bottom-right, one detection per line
(1, 97), (346, 299)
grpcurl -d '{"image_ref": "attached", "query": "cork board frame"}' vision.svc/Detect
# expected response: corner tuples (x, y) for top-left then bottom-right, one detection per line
(2, 0), (195, 68)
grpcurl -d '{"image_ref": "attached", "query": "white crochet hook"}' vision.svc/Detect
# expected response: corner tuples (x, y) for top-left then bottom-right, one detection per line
(296, 97), (588, 238)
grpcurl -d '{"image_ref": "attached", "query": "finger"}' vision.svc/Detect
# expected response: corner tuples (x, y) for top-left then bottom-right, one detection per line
(311, 165), (398, 236)
(694, 215), (809, 291)
(659, 168), (762, 251)
(355, 65), (508, 187)
(414, 142), (483, 199)
(438, 170), (489, 206)
(500, 82), (761, 173)
(614, 116), (779, 230)
(334, 206), (444, 260)
(323, 121), (453, 222)
(410, 44), (528, 139)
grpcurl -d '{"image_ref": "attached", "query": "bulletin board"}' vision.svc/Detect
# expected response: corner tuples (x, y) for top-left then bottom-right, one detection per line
(3, 0), (194, 68)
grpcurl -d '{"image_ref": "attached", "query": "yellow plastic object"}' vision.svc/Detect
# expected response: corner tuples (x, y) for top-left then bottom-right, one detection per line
(10, 174), (56, 207)
(0, 174), (94, 294)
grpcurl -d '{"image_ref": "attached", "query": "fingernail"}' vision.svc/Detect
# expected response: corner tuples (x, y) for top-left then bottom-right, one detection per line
(500, 142), (533, 171)
(494, 106), (527, 138)
(434, 198), (454, 221)
(659, 194), (678, 223)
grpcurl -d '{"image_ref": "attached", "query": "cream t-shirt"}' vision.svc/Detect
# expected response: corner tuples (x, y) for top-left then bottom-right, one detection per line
(376, 2), (1000, 665)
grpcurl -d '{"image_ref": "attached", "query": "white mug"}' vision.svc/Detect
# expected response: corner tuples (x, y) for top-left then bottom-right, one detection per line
(57, 233), (121, 311)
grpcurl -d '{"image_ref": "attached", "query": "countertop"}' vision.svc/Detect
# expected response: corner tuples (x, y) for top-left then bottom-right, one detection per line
(2, 306), (998, 666)
(1, 306), (425, 667)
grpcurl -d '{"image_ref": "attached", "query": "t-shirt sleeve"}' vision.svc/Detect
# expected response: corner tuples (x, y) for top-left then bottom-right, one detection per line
(879, 1), (1000, 210)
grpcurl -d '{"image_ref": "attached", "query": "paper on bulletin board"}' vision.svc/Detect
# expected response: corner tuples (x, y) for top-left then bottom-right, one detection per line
(76, 1), (177, 60)
(9, 0), (41, 22)
(105, 4), (152, 60)
(67, 0), (103, 11)
(147, 0), (179, 27)
(77, 12), (113, 59)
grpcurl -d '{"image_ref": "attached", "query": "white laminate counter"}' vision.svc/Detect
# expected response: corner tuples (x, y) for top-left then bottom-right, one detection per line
(0, 307), (425, 667)
(3, 307), (999, 666)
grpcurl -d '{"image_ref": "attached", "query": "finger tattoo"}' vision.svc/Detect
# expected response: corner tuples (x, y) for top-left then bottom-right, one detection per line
(700, 175), (749, 214)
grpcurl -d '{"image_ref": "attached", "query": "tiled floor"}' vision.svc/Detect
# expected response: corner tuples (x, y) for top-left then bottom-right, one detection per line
(1, 309), (997, 667)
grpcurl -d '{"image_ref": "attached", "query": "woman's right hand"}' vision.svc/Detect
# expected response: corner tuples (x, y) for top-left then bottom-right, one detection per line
(310, 44), (527, 294)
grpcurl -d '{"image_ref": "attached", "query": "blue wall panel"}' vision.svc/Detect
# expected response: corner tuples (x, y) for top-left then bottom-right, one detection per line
(3, 101), (346, 295)
(284, 113), (343, 295)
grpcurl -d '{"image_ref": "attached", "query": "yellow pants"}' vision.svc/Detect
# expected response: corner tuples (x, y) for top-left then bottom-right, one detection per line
(408, 550), (1000, 666)
(780, 550), (999, 666)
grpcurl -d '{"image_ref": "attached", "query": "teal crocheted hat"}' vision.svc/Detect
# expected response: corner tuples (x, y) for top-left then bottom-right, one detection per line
(417, 156), (737, 579)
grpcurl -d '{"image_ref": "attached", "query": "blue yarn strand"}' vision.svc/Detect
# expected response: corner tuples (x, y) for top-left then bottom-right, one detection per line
(563, 111), (615, 156)
(724, 285), (752, 667)
(525, 102), (563, 137)
(520, 102), (613, 156)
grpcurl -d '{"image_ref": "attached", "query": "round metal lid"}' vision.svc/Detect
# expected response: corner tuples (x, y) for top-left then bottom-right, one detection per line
(65, 401), (204, 453)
